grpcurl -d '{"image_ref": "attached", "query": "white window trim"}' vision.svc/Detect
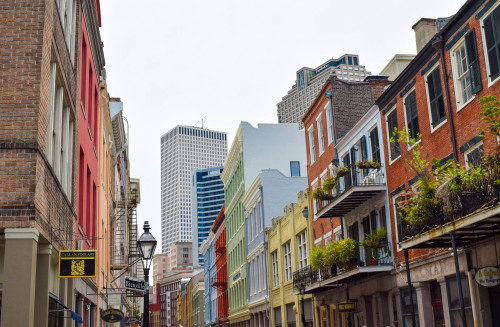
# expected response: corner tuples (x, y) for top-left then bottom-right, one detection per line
(481, 2), (500, 88)
(450, 38), (477, 112)
(424, 63), (448, 133)
(324, 103), (334, 145)
(323, 231), (332, 245)
(402, 87), (421, 150)
(316, 113), (325, 156)
(464, 141), (484, 170)
(385, 106), (401, 165)
(311, 180), (319, 221)
(308, 125), (316, 165)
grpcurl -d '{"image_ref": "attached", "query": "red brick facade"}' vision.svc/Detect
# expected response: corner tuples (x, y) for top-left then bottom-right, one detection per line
(213, 206), (229, 325)
(377, 0), (500, 266)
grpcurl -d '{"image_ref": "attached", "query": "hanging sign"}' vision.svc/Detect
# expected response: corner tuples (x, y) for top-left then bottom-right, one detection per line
(475, 266), (500, 287)
(125, 277), (146, 292)
(107, 292), (122, 306)
(58, 250), (96, 278)
(337, 301), (358, 313)
(101, 308), (124, 323)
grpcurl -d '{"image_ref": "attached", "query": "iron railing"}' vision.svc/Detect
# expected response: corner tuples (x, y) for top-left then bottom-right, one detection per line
(401, 168), (500, 240)
(317, 165), (385, 212)
(293, 241), (393, 288)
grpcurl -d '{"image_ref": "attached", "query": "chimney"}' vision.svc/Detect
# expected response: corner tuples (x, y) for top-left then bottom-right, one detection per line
(365, 75), (390, 102)
(412, 18), (437, 53)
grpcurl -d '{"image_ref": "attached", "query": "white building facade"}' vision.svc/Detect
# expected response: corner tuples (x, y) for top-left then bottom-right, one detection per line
(160, 126), (227, 253)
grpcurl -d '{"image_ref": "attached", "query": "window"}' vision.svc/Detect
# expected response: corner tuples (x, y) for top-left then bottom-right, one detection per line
(400, 287), (419, 327)
(426, 67), (446, 127)
(446, 275), (474, 326)
(290, 161), (300, 177)
(317, 115), (325, 155)
(308, 126), (316, 164)
(271, 251), (280, 287)
(56, 0), (77, 62)
(325, 104), (334, 145)
(283, 243), (292, 282)
(404, 90), (420, 142)
(386, 108), (401, 161)
(46, 62), (75, 198)
(464, 142), (484, 169)
(297, 231), (308, 269)
(452, 30), (481, 107)
(370, 127), (381, 164)
(483, 5), (500, 82)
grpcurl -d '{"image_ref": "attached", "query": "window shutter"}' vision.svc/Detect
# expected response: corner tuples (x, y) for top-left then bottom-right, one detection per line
(387, 112), (400, 160)
(404, 91), (420, 140)
(465, 30), (482, 94)
(370, 127), (381, 163)
(350, 146), (357, 185)
(484, 7), (500, 81)
(427, 68), (446, 127)
(360, 135), (368, 161)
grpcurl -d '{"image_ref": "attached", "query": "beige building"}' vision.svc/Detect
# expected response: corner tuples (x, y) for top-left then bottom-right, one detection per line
(266, 190), (316, 327)
(169, 241), (193, 269)
(153, 253), (170, 283)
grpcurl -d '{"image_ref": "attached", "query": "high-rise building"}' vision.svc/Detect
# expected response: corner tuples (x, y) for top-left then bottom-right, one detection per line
(191, 167), (225, 265)
(161, 126), (227, 253)
(277, 54), (372, 127)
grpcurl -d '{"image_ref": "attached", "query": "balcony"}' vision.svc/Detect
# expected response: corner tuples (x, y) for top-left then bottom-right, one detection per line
(293, 242), (393, 294)
(400, 170), (500, 249)
(315, 166), (386, 219)
(211, 274), (227, 289)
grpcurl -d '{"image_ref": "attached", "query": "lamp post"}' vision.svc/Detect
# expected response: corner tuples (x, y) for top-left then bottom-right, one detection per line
(297, 281), (306, 327)
(138, 221), (157, 327)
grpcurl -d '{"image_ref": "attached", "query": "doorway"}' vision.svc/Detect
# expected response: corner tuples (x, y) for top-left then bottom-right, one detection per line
(489, 284), (500, 327)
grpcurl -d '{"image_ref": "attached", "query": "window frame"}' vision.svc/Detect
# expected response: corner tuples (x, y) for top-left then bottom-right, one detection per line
(283, 242), (292, 282)
(307, 125), (316, 164)
(316, 113), (325, 155)
(271, 251), (280, 287)
(297, 231), (308, 269)
(385, 106), (401, 164)
(464, 141), (484, 170)
(325, 103), (334, 145)
(424, 64), (447, 131)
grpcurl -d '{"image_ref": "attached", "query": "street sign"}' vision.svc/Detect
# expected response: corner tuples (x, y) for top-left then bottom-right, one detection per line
(101, 308), (124, 323)
(337, 301), (358, 313)
(475, 266), (500, 287)
(58, 250), (96, 278)
(125, 316), (141, 325)
(125, 277), (145, 293)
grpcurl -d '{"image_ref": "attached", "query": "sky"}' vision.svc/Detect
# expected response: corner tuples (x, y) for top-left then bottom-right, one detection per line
(99, 0), (466, 251)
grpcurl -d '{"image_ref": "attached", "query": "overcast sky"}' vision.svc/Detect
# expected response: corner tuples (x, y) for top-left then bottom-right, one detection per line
(100, 0), (465, 251)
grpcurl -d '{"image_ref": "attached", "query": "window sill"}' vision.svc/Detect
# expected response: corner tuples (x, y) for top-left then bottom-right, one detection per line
(388, 155), (401, 166)
(456, 95), (476, 113)
(430, 119), (447, 133)
(487, 74), (500, 89)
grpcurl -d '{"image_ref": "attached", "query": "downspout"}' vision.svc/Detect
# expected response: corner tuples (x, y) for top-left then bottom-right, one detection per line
(432, 36), (459, 163)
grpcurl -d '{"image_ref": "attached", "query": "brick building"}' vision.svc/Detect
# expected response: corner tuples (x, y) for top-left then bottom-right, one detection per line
(376, 0), (500, 326)
(212, 207), (229, 327)
(0, 0), (82, 325)
(159, 268), (193, 327)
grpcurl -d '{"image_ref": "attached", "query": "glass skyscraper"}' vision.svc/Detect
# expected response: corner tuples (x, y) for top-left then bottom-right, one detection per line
(191, 166), (225, 266)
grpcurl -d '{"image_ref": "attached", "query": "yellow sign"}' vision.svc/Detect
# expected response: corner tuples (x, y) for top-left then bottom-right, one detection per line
(337, 301), (357, 313)
(58, 250), (97, 278)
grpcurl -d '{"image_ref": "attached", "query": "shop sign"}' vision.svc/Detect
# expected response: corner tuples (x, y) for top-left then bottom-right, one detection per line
(475, 266), (500, 287)
(107, 292), (122, 306)
(337, 301), (357, 313)
(125, 316), (141, 325)
(101, 308), (124, 323)
(58, 250), (96, 278)
(125, 277), (145, 292)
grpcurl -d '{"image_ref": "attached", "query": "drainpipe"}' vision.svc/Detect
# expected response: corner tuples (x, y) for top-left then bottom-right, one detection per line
(432, 36), (459, 163)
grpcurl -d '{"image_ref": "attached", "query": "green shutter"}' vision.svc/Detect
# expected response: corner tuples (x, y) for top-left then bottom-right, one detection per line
(427, 68), (446, 127)
(484, 7), (500, 81)
(465, 30), (482, 93)
(404, 91), (420, 140)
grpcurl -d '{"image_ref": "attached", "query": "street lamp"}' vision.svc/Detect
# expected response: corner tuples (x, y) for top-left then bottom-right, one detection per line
(138, 221), (157, 327)
(297, 281), (306, 327)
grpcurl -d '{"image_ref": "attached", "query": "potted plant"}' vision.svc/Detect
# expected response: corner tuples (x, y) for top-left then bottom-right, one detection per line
(336, 166), (350, 178)
(311, 187), (325, 200)
(370, 161), (381, 169)
(336, 238), (357, 269)
(361, 227), (387, 266)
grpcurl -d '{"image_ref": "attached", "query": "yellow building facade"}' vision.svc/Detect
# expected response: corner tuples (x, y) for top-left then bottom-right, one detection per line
(266, 190), (315, 327)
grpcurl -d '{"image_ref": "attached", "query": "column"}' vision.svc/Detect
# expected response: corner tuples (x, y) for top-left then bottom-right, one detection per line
(34, 244), (52, 327)
(438, 277), (452, 327)
(1, 228), (39, 327)
(414, 282), (433, 327)
(76, 295), (84, 327)
(65, 278), (75, 327)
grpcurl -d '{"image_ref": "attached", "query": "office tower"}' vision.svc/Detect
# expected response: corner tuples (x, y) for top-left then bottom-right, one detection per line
(161, 126), (227, 253)
(277, 54), (372, 127)
(191, 167), (225, 266)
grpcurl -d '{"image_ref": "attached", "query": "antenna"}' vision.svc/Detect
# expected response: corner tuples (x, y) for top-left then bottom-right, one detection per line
(193, 116), (207, 129)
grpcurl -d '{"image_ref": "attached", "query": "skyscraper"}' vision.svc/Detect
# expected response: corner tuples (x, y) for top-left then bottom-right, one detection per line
(161, 126), (227, 253)
(191, 167), (225, 266)
(277, 54), (371, 127)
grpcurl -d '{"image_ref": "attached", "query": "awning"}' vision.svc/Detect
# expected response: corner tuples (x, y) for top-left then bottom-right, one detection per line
(49, 295), (83, 323)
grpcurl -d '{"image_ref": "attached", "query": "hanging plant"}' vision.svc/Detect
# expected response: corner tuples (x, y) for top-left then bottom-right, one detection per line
(336, 167), (350, 178)
(322, 176), (338, 193)
(311, 187), (325, 200)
